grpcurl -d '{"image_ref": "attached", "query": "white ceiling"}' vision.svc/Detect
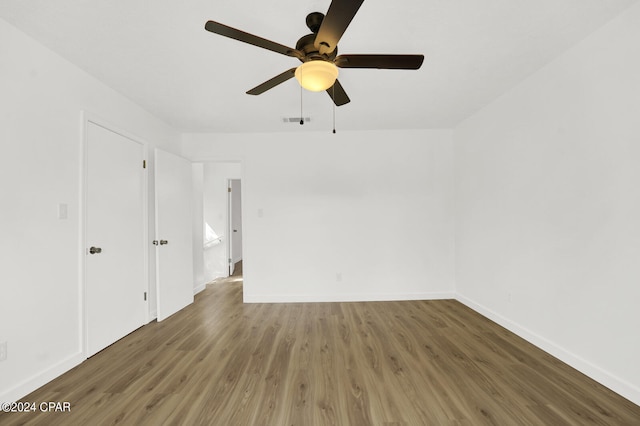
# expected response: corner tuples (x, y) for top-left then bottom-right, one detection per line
(1, 0), (636, 133)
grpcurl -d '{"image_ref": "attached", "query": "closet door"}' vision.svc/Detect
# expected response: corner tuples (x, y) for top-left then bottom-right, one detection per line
(85, 121), (146, 357)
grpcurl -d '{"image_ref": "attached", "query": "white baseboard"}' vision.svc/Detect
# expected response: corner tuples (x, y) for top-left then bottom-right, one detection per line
(0, 352), (84, 404)
(455, 293), (640, 406)
(243, 291), (455, 304)
(193, 282), (207, 295)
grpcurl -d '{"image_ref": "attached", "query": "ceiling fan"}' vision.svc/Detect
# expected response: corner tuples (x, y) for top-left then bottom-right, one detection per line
(204, 0), (424, 106)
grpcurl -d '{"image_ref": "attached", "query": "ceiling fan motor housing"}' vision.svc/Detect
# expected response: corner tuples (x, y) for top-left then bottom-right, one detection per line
(296, 13), (338, 63)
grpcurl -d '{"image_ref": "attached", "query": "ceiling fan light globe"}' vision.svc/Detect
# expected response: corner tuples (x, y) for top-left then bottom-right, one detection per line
(295, 61), (339, 92)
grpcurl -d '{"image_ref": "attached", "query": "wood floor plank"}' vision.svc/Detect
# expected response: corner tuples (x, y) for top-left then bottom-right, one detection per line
(2, 275), (639, 425)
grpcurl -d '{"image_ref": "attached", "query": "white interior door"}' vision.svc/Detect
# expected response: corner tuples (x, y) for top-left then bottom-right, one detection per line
(85, 121), (146, 357)
(231, 179), (243, 265)
(228, 179), (242, 275)
(155, 148), (194, 321)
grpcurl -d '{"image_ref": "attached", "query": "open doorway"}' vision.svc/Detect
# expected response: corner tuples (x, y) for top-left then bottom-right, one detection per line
(199, 162), (243, 286)
(227, 179), (243, 277)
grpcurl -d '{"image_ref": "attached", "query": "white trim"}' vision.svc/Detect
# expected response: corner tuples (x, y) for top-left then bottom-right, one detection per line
(80, 111), (150, 359)
(194, 283), (207, 295)
(456, 293), (640, 406)
(243, 292), (455, 304)
(78, 113), (87, 356)
(226, 178), (233, 278)
(0, 352), (84, 404)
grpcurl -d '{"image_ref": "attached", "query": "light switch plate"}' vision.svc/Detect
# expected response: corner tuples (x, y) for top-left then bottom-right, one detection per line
(58, 203), (68, 220)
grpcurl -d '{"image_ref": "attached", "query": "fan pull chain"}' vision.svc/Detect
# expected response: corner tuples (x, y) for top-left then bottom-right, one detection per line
(332, 84), (336, 134)
(299, 69), (304, 125)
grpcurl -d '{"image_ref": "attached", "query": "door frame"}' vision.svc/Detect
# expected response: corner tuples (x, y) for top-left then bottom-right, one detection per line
(80, 111), (150, 357)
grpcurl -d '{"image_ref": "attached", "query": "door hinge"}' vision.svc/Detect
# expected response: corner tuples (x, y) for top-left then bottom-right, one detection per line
(143, 160), (147, 169)
(228, 258), (232, 264)
(144, 292), (147, 301)
(228, 187), (231, 192)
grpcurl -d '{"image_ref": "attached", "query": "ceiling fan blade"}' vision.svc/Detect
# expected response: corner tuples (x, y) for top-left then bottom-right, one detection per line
(326, 79), (350, 106)
(246, 68), (297, 95)
(335, 54), (425, 69)
(205, 21), (303, 59)
(314, 0), (364, 55)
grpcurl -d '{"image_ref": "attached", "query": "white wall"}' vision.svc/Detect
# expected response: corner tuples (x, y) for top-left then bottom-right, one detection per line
(454, 3), (640, 405)
(0, 18), (179, 402)
(183, 129), (455, 303)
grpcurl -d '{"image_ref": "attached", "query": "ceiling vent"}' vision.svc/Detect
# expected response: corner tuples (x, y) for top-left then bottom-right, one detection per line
(282, 117), (311, 123)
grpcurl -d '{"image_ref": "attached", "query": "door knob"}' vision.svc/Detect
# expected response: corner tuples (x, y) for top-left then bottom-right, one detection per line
(89, 246), (102, 254)
(159, 240), (168, 245)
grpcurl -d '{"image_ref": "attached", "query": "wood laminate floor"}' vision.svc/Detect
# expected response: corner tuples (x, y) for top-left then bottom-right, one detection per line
(2, 271), (639, 425)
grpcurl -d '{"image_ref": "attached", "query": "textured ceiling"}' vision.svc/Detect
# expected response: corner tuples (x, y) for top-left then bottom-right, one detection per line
(1, 0), (636, 133)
